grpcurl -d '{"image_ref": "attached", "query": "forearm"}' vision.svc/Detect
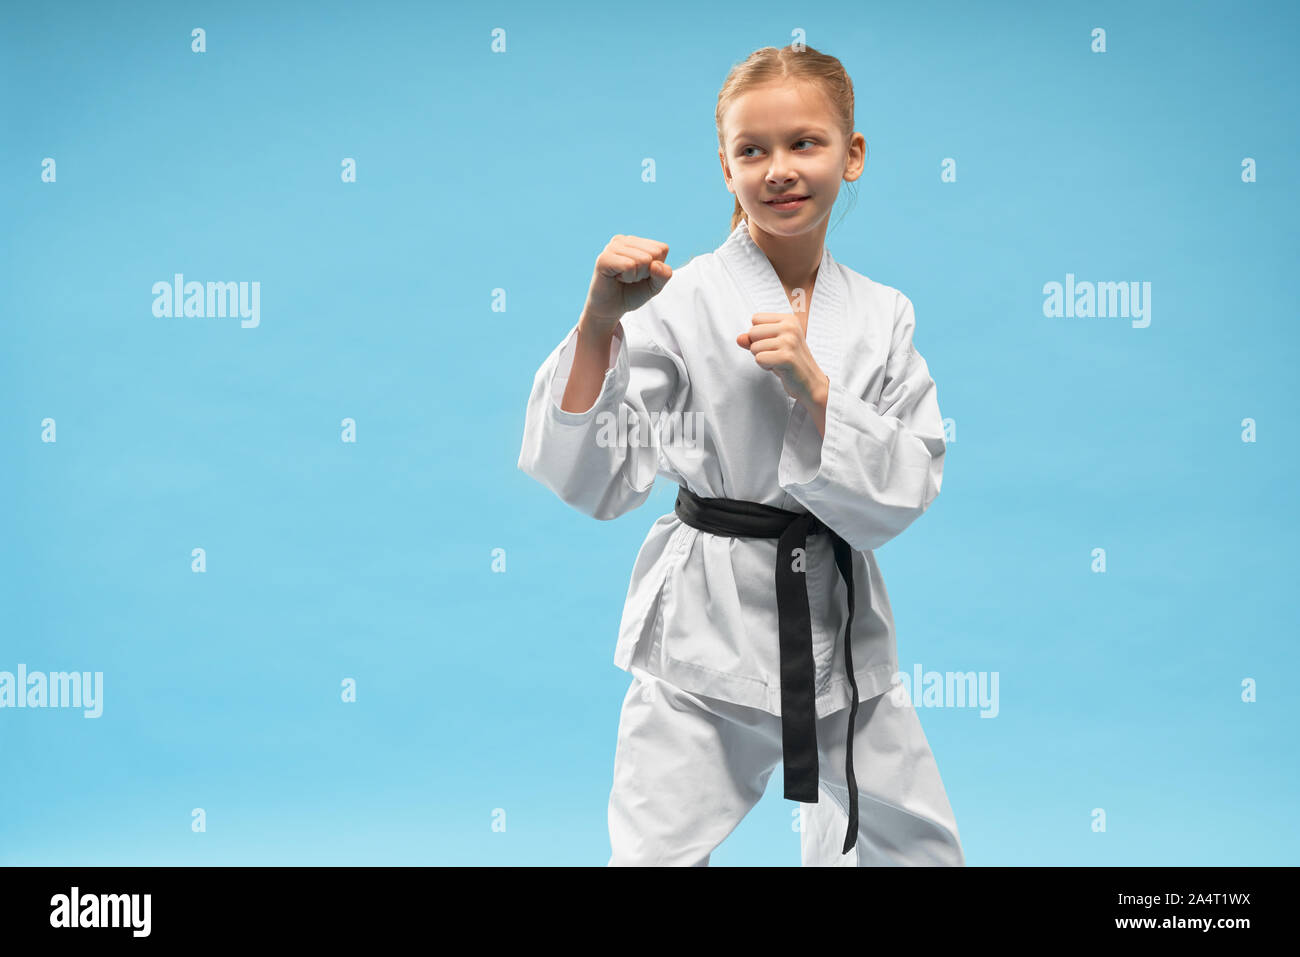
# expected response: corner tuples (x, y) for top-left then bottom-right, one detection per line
(560, 314), (619, 413)
(804, 374), (829, 439)
(778, 375), (945, 553)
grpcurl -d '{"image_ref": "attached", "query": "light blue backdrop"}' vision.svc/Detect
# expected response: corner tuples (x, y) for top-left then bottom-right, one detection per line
(2, 0), (1296, 866)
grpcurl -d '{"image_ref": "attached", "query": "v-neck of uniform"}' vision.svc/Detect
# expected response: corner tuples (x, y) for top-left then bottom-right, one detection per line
(715, 217), (844, 382)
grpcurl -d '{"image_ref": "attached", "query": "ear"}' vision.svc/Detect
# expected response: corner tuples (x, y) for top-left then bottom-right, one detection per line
(842, 132), (867, 183)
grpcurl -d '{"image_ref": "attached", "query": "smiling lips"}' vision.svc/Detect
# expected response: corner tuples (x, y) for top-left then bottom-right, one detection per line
(766, 195), (809, 204)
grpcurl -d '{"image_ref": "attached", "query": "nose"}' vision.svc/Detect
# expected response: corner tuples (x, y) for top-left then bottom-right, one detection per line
(766, 153), (799, 186)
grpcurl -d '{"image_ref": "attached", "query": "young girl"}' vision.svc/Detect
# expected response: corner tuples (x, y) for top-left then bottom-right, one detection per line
(518, 45), (964, 867)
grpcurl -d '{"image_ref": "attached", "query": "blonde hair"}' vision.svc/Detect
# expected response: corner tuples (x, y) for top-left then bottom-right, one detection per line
(715, 45), (863, 234)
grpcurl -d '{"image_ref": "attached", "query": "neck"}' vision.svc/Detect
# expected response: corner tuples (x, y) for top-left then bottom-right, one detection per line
(746, 217), (828, 292)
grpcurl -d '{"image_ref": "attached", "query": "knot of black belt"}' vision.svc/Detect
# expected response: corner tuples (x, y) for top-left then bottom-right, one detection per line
(673, 484), (861, 855)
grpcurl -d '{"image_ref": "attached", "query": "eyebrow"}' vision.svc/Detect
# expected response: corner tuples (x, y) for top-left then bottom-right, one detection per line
(730, 126), (832, 141)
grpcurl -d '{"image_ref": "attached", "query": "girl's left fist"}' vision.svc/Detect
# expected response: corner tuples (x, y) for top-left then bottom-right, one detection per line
(735, 312), (827, 405)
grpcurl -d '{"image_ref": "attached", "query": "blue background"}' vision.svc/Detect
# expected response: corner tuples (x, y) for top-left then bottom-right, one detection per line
(2, 0), (1296, 865)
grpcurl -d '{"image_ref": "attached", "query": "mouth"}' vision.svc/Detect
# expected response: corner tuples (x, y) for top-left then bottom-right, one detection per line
(764, 195), (810, 209)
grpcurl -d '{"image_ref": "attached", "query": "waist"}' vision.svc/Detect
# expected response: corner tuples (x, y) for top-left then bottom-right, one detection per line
(673, 484), (831, 539)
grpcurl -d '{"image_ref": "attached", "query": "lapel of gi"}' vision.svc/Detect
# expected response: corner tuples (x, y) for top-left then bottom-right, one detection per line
(716, 217), (845, 383)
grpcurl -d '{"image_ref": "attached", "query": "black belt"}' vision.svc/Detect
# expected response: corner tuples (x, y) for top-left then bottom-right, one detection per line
(673, 484), (861, 855)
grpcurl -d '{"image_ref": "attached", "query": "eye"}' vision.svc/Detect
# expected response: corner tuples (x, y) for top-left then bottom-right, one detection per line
(741, 139), (816, 157)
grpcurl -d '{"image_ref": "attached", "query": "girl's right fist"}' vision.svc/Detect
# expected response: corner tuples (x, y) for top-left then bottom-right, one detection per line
(581, 235), (673, 334)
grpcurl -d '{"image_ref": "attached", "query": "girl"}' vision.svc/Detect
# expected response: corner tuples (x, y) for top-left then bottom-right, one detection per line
(518, 45), (964, 866)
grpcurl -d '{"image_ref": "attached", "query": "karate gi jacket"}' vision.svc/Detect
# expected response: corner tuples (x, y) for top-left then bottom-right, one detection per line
(517, 219), (946, 719)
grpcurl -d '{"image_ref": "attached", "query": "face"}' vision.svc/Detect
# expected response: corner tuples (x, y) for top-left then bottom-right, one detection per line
(718, 80), (864, 237)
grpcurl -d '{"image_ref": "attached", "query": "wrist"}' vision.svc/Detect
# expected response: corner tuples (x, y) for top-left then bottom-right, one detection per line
(579, 307), (622, 339)
(576, 316), (619, 366)
(810, 374), (829, 408)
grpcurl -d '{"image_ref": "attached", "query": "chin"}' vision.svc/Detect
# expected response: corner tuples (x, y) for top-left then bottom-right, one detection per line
(753, 207), (817, 230)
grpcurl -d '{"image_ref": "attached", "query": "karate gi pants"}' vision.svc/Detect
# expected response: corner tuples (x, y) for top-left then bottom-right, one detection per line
(607, 669), (965, 866)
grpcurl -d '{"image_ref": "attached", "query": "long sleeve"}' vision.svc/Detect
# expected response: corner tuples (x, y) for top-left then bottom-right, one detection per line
(777, 291), (945, 552)
(517, 307), (690, 521)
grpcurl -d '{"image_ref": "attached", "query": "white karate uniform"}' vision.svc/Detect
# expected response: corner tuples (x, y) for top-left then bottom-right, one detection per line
(518, 219), (963, 866)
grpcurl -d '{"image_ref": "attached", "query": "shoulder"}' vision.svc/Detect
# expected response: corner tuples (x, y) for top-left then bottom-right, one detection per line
(615, 251), (717, 357)
(621, 250), (718, 328)
(832, 261), (925, 358)
(834, 260), (913, 320)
